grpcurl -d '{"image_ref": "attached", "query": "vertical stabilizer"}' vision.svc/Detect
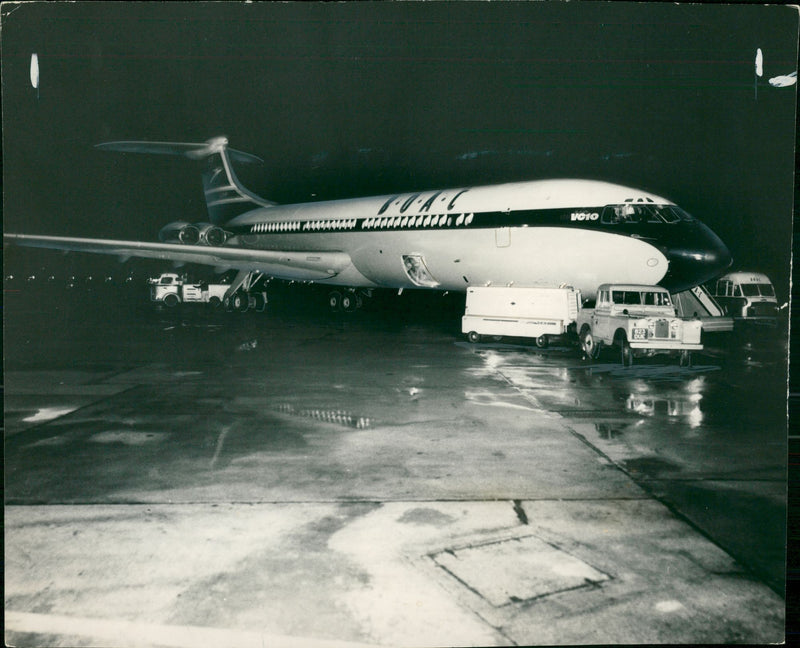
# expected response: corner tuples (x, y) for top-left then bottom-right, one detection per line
(96, 137), (275, 224)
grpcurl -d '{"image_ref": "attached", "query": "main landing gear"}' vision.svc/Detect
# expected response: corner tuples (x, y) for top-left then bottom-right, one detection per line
(327, 288), (371, 313)
(223, 270), (268, 313)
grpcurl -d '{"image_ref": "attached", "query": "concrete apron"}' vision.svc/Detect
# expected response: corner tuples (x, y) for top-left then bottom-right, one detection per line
(4, 329), (785, 646)
(5, 496), (782, 647)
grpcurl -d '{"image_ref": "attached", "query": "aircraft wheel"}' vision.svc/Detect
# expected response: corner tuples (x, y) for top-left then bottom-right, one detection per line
(467, 331), (481, 344)
(535, 334), (549, 349)
(342, 292), (359, 312)
(580, 328), (598, 359)
(163, 293), (180, 308)
(328, 291), (343, 311)
(232, 293), (249, 312)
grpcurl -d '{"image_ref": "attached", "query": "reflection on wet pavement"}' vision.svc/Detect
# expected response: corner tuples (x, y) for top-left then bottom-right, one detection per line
(467, 335), (787, 591)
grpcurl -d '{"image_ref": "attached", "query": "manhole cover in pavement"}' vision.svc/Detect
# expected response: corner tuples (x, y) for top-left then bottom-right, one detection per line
(432, 535), (610, 606)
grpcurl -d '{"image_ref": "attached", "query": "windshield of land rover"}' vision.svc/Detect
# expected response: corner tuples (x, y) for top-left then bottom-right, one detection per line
(611, 290), (671, 306)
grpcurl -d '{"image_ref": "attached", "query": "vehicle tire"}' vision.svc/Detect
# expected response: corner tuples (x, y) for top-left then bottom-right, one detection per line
(163, 293), (179, 308)
(467, 331), (481, 343)
(619, 336), (633, 367)
(580, 327), (598, 359)
(535, 335), (549, 349)
(328, 291), (342, 311)
(679, 350), (692, 367)
(209, 296), (222, 309)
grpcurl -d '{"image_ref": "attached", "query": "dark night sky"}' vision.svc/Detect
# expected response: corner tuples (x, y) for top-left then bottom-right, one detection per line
(2, 2), (798, 296)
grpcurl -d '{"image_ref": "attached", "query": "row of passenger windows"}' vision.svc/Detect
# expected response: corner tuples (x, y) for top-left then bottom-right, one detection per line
(362, 213), (474, 229)
(251, 221), (303, 233)
(250, 220), (358, 233)
(249, 213), (477, 234)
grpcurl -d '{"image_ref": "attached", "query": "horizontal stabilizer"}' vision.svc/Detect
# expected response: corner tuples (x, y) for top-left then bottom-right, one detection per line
(96, 137), (263, 164)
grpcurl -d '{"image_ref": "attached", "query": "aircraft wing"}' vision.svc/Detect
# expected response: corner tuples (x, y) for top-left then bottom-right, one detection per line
(4, 234), (352, 282)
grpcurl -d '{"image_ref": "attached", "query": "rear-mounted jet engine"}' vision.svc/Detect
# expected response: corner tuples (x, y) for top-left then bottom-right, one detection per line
(158, 221), (227, 246)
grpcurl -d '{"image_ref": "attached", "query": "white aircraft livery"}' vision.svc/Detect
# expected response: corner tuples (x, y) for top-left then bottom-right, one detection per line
(5, 137), (732, 305)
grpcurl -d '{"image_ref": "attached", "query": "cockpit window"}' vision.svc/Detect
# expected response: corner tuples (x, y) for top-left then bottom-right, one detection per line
(657, 206), (681, 223)
(603, 205), (641, 224)
(602, 204), (658, 224)
(601, 204), (691, 224)
(665, 205), (694, 221)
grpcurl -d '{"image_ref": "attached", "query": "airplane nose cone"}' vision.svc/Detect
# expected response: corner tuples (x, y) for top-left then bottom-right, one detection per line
(660, 221), (733, 293)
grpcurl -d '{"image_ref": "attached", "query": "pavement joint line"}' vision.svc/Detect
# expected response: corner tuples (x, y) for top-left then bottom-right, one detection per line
(4, 383), (144, 437)
(423, 562), (518, 645)
(565, 424), (786, 598)
(96, 364), (147, 382)
(4, 611), (383, 648)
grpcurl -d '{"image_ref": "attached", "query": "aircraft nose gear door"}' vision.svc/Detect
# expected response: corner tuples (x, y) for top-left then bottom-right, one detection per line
(401, 254), (440, 287)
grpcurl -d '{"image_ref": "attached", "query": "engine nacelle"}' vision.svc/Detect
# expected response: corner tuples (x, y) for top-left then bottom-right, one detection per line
(159, 221), (200, 245)
(195, 223), (228, 246)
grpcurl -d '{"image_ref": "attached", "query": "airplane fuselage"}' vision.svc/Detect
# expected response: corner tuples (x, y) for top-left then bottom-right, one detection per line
(225, 178), (731, 298)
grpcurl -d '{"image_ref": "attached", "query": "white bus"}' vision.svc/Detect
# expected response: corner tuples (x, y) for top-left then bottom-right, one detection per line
(709, 272), (779, 321)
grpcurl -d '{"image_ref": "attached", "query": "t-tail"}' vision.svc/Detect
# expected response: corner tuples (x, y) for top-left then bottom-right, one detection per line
(95, 136), (275, 224)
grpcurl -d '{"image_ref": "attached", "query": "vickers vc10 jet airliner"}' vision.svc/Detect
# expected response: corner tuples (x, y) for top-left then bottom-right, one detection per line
(5, 137), (732, 310)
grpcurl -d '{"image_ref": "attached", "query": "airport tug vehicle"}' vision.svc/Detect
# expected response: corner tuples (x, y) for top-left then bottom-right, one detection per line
(577, 284), (702, 366)
(462, 285), (581, 347)
(149, 273), (230, 307)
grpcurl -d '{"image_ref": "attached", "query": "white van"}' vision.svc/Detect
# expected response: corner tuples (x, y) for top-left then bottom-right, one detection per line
(462, 285), (580, 347)
(709, 272), (779, 321)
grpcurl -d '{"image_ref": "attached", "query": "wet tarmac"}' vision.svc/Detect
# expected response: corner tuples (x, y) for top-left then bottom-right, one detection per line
(4, 281), (788, 646)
